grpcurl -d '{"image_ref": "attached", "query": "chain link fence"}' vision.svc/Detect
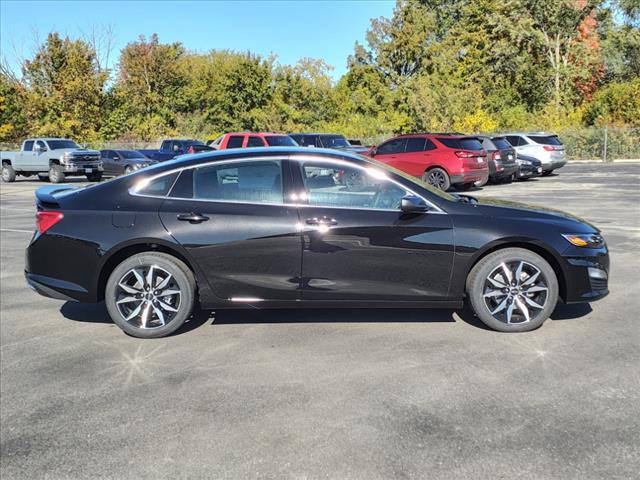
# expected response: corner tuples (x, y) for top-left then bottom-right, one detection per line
(2, 127), (639, 161)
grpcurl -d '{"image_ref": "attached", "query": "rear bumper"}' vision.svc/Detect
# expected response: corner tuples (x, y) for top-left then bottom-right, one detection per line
(450, 171), (488, 185)
(489, 162), (518, 180)
(25, 272), (86, 302)
(543, 159), (567, 171)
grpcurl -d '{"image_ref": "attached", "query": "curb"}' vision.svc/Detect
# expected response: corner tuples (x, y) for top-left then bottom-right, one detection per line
(569, 159), (640, 164)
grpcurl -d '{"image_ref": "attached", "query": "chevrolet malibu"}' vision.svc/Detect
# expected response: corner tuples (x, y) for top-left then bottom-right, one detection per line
(25, 148), (609, 338)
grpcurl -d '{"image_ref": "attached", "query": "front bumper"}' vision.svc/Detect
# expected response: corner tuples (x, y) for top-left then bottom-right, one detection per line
(516, 164), (543, 179)
(62, 161), (104, 174)
(561, 247), (610, 303)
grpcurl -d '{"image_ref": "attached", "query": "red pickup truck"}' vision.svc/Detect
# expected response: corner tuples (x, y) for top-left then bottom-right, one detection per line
(368, 134), (489, 191)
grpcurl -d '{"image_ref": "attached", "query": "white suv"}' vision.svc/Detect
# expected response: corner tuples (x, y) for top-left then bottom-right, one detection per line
(503, 133), (567, 176)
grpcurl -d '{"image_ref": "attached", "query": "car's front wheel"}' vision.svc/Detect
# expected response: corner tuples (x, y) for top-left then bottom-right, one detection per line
(49, 164), (65, 183)
(466, 248), (558, 332)
(105, 252), (196, 338)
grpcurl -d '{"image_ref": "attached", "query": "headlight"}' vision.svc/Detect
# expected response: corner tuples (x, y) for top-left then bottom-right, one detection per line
(517, 159), (531, 165)
(62, 152), (72, 163)
(562, 233), (605, 248)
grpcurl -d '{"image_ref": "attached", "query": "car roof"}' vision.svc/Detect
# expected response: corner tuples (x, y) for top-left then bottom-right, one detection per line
(499, 132), (557, 136)
(139, 147), (367, 173)
(289, 133), (344, 136)
(225, 132), (286, 136)
(27, 138), (74, 141)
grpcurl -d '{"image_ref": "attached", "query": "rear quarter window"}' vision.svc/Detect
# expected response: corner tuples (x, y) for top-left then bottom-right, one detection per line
(528, 135), (562, 146)
(136, 172), (179, 196)
(437, 137), (484, 151)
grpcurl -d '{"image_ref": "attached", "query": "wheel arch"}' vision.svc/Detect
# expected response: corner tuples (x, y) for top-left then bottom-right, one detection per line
(463, 239), (568, 302)
(49, 159), (60, 166)
(96, 240), (197, 302)
(2, 159), (12, 166)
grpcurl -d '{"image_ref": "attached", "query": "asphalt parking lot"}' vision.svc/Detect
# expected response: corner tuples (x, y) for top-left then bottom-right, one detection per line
(1, 162), (639, 479)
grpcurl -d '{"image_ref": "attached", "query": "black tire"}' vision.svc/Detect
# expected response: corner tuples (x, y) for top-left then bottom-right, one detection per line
(1, 163), (16, 183)
(455, 182), (474, 191)
(105, 252), (196, 338)
(87, 173), (102, 182)
(49, 164), (65, 183)
(422, 167), (451, 191)
(466, 248), (559, 332)
(124, 166), (134, 175)
(541, 170), (553, 176)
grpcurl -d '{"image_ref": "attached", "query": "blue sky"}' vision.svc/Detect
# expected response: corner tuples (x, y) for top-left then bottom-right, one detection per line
(0, 0), (394, 80)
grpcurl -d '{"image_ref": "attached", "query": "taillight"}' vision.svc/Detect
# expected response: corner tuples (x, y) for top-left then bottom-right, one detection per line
(455, 151), (475, 158)
(36, 211), (64, 234)
(543, 145), (556, 151)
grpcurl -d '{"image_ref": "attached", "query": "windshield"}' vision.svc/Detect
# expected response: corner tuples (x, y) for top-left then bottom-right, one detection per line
(363, 155), (457, 202)
(47, 140), (80, 150)
(265, 135), (297, 147)
(491, 137), (512, 150)
(437, 137), (484, 151)
(321, 135), (350, 148)
(529, 135), (562, 146)
(120, 150), (146, 159)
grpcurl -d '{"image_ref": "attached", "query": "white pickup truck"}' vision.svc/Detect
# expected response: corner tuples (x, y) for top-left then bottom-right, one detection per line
(1, 138), (103, 183)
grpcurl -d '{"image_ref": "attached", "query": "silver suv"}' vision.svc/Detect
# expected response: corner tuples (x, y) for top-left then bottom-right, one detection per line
(502, 133), (566, 176)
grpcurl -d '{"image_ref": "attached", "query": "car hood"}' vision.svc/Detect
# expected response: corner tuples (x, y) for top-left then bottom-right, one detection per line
(471, 196), (599, 232)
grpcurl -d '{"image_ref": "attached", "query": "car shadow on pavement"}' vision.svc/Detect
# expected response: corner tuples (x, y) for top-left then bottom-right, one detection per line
(60, 301), (593, 335)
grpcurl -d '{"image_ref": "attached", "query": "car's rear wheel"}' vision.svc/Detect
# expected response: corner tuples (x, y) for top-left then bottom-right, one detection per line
(49, 164), (65, 183)
(423, 168), (450, 191)
(1, 163), (16, 182)
(105, 252), (196, 338)
(466, 248), (558, 332)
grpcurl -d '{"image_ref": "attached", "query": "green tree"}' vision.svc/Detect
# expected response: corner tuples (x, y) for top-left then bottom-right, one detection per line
(21, 32), (107, 140)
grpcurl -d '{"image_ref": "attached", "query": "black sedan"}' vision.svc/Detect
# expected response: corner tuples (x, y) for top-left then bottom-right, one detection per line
(25, 148), (609, 338)
(100, 149), (156, 176)
(514, 153), (544, 181)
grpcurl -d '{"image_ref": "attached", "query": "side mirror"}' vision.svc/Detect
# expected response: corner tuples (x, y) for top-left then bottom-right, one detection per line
(401, 194), (429, 214)
(34, 144), (43, 153)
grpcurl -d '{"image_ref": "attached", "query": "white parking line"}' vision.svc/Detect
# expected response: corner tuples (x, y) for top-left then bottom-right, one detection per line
(0, 228), (33, 234)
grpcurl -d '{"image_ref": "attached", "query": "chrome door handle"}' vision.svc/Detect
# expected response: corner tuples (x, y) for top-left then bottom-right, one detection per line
(306, 216), (338, 226)
(177, 213), (209, 223)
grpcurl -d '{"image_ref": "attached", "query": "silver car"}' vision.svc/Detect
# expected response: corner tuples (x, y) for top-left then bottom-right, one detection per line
(502, 133), (567, 176)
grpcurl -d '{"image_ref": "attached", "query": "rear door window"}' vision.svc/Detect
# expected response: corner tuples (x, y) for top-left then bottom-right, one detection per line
(405, 137), (427, 153)
(437, 137), (484, 151)
(226, 135), (245, 149)
(377, 138), (406, 155)
(23, 141), (34, 151)
(528, 135), (562, 146)
(193, 160), (283, 204)
(247, 136), (265, 147)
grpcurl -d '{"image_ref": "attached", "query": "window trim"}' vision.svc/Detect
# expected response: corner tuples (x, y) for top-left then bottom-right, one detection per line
(129, 155), (445, 214)
(290, 156), (445, 214)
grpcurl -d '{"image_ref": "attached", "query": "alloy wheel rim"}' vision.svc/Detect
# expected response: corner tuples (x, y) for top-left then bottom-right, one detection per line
(483, 260), (549, 324)
(2, 167), (9, 181)
(115, 265), (181, 329)
(428, 171), (445, 189)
